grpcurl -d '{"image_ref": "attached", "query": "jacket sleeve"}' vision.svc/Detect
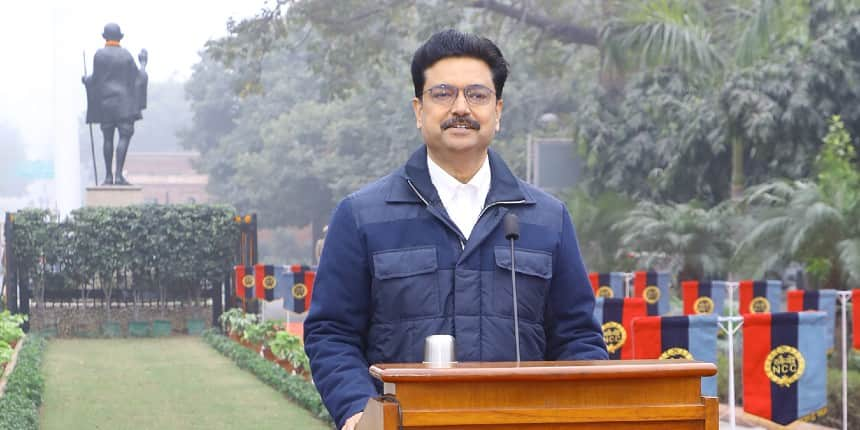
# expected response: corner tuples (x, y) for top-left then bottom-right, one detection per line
(304, 197), (377, 428)
(544, 204), (609, 360)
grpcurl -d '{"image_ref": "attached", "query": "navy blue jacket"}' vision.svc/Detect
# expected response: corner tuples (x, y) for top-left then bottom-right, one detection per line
(304, 146), (607, 428)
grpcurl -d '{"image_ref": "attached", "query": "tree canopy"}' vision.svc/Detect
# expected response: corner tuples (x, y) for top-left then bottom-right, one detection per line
(180, 0), (860, 285)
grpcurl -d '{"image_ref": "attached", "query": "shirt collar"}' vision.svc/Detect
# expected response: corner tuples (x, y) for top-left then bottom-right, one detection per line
(427, 153), (491, 202)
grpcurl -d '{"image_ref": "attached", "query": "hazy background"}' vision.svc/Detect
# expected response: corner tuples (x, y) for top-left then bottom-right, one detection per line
(0, 0), (261, 215)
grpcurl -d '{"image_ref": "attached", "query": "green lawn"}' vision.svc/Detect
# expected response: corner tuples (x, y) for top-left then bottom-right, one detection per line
(40, 337), (331, 430)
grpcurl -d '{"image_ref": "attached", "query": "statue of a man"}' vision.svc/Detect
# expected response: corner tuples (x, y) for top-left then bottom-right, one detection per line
(82, 23), (148, 186)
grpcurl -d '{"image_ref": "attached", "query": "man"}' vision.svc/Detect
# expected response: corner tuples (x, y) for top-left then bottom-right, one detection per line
(304, 29), (608, 430)
(83, 22), (148, 186)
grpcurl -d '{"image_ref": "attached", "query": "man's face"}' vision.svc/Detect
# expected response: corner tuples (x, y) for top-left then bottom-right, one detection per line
(412, 57), (504, 159)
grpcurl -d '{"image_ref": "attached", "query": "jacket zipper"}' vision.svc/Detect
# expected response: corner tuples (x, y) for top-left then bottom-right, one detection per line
(407, 179), (465, 249)
(407, 179), (526, 249)
(477, 199), (527, 219)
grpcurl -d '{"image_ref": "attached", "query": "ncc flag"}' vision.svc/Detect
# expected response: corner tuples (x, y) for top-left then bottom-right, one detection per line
(593, 297), (648, 360)
(743, 312), (828, 426)
(681, 280), (727, 316)
(739, 280), (783, 315)
(588, 272), (626, 298)
(254, 264), (282, 302)
(273, 266), (292, 303)
(284, 264), (314, 313)
(854, 289), (860, 351)
(233, 265), (255, 300)
(786, 289), (837, 352)
(633, 271), (670, 316)
(631, 315), (719, 396)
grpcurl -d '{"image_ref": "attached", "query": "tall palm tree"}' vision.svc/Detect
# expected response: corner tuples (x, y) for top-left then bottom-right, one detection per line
(735, 180), (860, 288)
(613, 200), (736, 281)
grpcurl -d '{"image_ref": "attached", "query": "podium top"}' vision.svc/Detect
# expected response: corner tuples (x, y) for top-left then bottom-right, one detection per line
(370, 359), (716, 383)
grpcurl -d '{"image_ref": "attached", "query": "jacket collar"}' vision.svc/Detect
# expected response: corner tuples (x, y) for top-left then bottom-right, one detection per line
(387, 145), (534, 205)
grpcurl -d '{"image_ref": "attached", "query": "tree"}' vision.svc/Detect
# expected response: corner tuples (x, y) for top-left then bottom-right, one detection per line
(613, 200), (736, 281)
(734, 116), (860, 288)
(181, 1), (606, 233)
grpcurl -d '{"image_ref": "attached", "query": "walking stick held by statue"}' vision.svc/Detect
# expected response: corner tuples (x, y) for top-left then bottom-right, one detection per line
(82, 50), (98, 185)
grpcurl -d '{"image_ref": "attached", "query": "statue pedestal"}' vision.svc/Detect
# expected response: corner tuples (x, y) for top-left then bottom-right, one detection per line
(85, 186), (145, 207)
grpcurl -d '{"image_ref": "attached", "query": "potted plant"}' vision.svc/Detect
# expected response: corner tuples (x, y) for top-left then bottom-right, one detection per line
(267, 331), (310, 377)
(128, 320), (151, 337)
(218, 308), (246, 340)
(241, 320), (278, 352)
(152, 319), (173, 337)
(186, 318), (206, 335)
(101, 321), (122, 338)
(0, 311), (27, 348)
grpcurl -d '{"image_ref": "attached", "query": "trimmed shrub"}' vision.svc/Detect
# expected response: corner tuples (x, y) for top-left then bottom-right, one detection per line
(0, 336), (47, 430)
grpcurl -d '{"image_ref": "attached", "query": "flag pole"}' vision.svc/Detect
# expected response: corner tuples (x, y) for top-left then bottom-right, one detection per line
(719, 281), (741, 430)
(837, 290), (851, 430)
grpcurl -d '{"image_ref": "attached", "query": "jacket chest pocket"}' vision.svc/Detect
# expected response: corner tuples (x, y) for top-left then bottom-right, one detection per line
(372, 246), (440, 320)
(493, 246), (552, 323)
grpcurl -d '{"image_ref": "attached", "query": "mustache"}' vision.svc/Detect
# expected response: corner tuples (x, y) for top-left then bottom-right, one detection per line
(441, 116), (480, 131)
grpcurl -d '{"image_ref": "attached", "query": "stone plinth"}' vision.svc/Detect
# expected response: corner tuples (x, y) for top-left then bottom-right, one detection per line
(85, 186), (145, 207)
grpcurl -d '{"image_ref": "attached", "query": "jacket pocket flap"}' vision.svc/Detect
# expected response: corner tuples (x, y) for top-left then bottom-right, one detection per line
(373, 246), (438, 280)
(494, 247), (552, 279)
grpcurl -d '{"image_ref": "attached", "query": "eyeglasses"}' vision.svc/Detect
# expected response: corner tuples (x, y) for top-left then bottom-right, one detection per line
(422, 84), (496, 106)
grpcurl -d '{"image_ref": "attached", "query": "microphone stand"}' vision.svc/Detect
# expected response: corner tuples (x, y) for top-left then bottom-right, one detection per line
(504, 213), (521, 363)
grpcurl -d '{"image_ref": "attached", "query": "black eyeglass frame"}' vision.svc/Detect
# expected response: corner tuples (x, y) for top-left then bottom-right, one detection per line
(420, 84), (497, 106)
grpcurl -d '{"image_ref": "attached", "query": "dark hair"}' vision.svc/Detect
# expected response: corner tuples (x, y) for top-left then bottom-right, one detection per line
(411, 29), (509, 99)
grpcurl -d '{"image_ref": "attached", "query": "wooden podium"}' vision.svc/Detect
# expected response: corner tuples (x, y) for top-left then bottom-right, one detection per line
(356, 360), (718, 430)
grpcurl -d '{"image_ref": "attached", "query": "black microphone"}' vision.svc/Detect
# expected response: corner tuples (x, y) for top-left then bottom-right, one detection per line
(503, 213), (521, 363)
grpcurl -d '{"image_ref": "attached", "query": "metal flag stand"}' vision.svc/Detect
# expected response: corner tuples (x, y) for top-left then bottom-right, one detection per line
(716, 281), (742, 430)
(836, 290), (852, 430)
(623, 272), (635, 298)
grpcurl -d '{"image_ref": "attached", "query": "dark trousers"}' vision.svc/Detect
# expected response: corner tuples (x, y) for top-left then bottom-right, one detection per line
(100, 121), (134, 180)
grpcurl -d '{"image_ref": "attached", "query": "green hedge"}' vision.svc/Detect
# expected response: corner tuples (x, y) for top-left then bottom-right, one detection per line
(201, 330), (332, 425)
(0, 336), (47, 430)
(10, 205), (238, 306)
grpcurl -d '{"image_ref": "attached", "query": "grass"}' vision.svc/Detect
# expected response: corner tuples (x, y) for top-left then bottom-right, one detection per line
(39, 337), (331, 430)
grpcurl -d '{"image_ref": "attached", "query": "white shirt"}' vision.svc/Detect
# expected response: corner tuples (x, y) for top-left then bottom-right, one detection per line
(427, 154), (491, 240)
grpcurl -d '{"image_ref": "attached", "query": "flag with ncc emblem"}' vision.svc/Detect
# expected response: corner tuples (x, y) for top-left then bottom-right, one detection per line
(284, 265), (314, 313)
(631, 315), (719, 396)
(593, 297), (648, 359)
(739, 280), (783, 315)
(588, 272), (626, 299)
(681, 280), (727, 316)
(854, 289), (860, 351)
(233, 265), (255, 300)
(743, 312), (828, 426)
(786, 289), (837, 352)
(273, 266), (291, 303)
(254, 264), (280, 301)
(633, 271), (670, 316)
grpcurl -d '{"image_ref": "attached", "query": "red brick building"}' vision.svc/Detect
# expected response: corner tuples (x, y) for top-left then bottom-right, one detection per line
(124, 152), (209, 204)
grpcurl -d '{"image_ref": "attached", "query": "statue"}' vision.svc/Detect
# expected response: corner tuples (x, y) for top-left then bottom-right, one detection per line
(82, 23), (148, 186)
